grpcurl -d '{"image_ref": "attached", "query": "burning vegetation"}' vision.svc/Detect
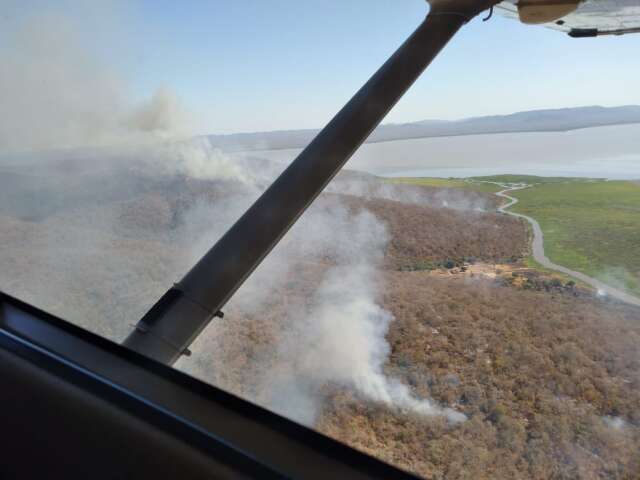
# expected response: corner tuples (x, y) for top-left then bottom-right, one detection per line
(0, 149), (639, 479)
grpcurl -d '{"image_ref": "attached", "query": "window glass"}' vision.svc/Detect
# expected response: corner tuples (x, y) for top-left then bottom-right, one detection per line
(2, 2), (639, 478)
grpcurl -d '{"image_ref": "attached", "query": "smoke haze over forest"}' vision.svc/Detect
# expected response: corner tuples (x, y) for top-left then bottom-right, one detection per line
(2, 4), (640, 479)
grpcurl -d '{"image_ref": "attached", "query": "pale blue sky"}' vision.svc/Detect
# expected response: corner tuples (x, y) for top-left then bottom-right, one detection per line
(5, 0), (640, 135)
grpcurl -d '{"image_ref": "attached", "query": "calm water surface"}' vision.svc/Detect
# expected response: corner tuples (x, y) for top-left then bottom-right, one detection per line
(253, 123), (640, 179)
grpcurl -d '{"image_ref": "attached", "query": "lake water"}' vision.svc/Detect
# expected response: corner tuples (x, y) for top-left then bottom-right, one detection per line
(252, 123), (640, 179)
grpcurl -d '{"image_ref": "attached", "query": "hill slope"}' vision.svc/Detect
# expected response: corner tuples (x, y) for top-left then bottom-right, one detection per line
(203, 105), (640, 151)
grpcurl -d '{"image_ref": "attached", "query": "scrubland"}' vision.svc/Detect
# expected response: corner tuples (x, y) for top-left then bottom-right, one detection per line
(321, 272), (640, 479)
(389, 177), (503, 194)
(0, 160), (638, 479)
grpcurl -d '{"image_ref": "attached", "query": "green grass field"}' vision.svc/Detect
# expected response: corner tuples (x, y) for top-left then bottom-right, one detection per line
(509, 180), (640, 296)
(470, 174), (600, 185)
(389, 177), (503, 194)
(389, 175), (640, 296)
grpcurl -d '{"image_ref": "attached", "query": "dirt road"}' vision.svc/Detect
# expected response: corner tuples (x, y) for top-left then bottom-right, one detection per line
(496, 185), (640, 307)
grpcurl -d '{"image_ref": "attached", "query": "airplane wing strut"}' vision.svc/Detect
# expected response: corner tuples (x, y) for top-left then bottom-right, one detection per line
(124, 0), (498, 365)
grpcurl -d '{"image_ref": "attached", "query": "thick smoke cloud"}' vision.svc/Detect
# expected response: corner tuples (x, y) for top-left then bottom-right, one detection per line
(262, 262), (465, 425)
(0, 13), (190, 153)
(0, 8), (467, 428)
(171, 145), (467, 425)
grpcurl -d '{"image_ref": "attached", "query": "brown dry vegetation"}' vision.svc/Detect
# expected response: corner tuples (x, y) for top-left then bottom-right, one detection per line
(183, 257), (640, 479)
(1, 168), (639, 479)
(319, 273), (640, 479)
(340, 195), (528, 270)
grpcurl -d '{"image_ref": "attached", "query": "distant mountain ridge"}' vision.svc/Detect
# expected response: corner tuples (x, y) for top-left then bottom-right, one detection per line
(202, 105), (640, 152)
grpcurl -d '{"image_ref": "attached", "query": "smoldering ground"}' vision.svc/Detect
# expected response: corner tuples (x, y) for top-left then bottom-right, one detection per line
(0, 10), (495, 421)
(4, 6), (640, 479)
(0, 2), (495, 431)
(174, 177), (470, 425)
(0, 135), (484, 426)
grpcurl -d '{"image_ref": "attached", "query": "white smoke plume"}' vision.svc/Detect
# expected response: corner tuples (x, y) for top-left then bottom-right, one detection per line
(1, 137), (468, 428)
(140, 138), (288, 189)
(327, 173), (490, 211)
(0, 6), (466, 429)
(0, 13), (192, 153)
(602, 416), (628, 430)
(262, 262), (466, 425)
(173, 153), (467, 426)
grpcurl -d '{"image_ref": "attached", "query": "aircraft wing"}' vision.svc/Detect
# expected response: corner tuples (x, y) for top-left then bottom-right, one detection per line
(497, 0), (640, 37)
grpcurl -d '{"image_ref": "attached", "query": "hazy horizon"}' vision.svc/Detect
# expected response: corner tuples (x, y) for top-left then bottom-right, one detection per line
(3, 1), (640, 143)
(201, 104), (640, 137)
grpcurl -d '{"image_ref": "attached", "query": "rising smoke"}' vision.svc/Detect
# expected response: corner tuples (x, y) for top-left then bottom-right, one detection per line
(0, 12), (191, 153)
(172, 151), (468, 425)
(261, 262), (466, 425)
(0, 8), (469, 428)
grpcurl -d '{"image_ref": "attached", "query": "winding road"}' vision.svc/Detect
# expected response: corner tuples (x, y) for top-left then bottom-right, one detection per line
(495, 185), (640, 308)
